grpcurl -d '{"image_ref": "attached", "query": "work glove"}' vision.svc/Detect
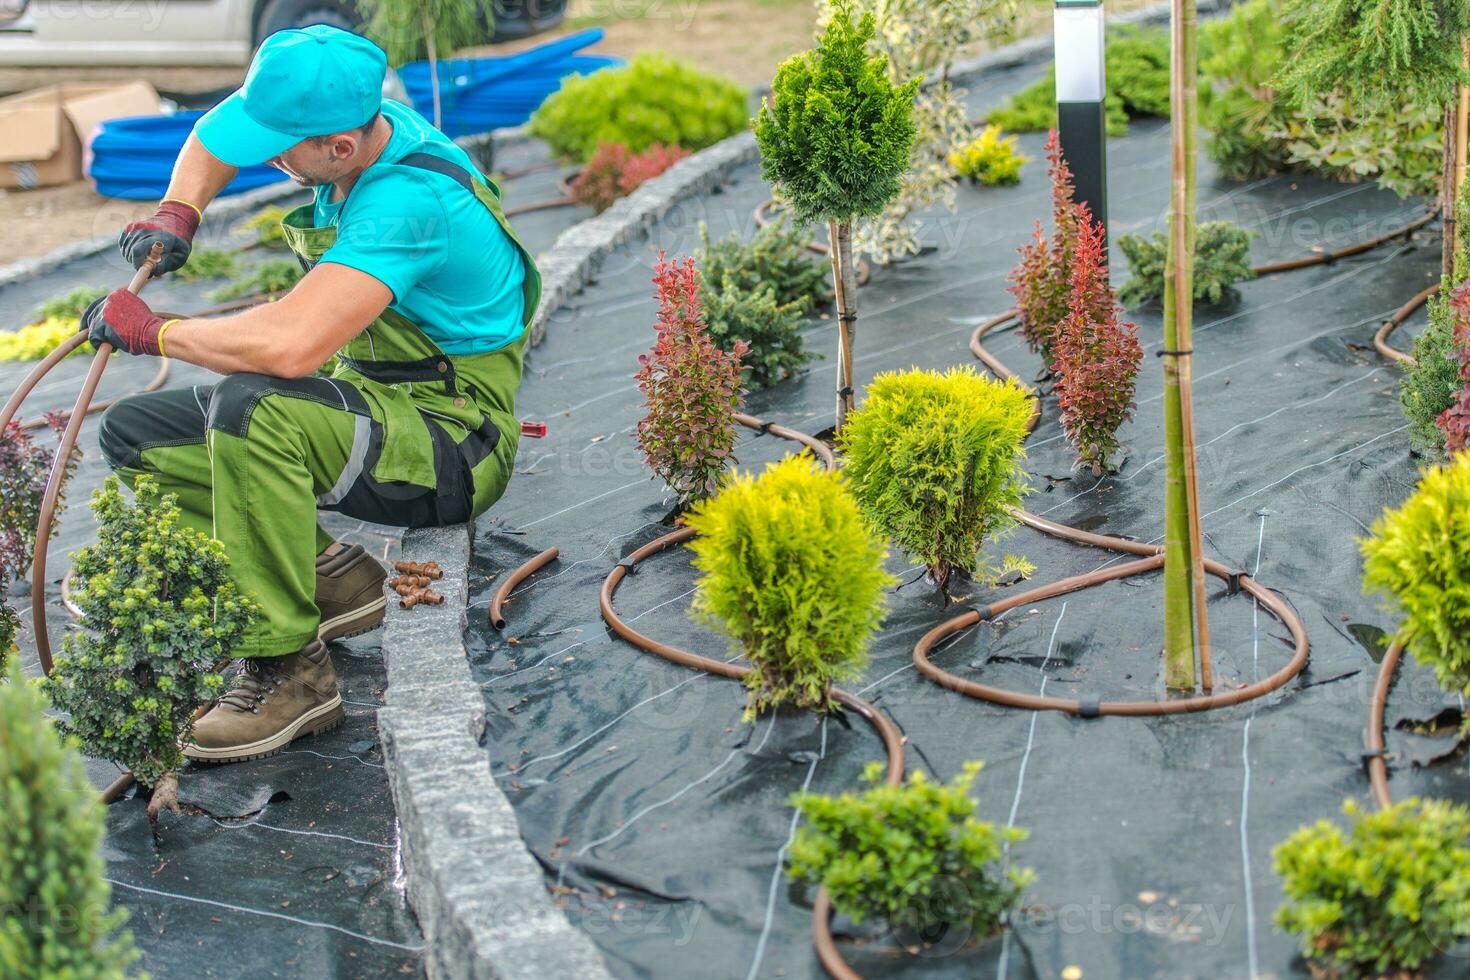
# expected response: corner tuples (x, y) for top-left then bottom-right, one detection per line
(80, 290), (169, 357)
(118, 200), (201, 277)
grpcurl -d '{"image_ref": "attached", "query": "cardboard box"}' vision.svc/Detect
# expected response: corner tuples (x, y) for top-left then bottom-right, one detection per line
(0, 80), (158, 190)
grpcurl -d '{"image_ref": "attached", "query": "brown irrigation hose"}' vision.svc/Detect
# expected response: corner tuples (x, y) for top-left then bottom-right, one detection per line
(1249, 208), (1437, 276)
(490, 547), (560, 630)
(30, 243), (163, 675)
(504, 196), (576, 218)
(1373, 282), (1440, 367)
(1365, 637), (1404, 811)
(734, 411), (837, 469)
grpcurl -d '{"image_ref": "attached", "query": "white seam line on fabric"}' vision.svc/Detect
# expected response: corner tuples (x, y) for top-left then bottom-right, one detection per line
(997, 601), (1067, 980)
(209, 818), (393, 850)
(746, 717), (828, 980)
(105, 878), (424, 951)
(1242, 514), (1267, 979)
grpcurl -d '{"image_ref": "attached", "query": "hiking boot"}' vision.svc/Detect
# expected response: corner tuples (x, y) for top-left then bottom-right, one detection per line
(316, 542), (387, 643)
(184, 641), (345, 764)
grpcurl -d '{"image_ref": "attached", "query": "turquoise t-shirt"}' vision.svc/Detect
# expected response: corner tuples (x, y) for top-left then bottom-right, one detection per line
(313, 100), (526, 355)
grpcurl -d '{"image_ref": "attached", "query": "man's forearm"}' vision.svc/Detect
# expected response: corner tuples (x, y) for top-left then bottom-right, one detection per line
(162, 133), (241, 214)
(160, 304), (321, 378)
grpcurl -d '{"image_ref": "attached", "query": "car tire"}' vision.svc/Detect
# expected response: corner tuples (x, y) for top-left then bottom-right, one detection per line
(252, 0), (361, 47)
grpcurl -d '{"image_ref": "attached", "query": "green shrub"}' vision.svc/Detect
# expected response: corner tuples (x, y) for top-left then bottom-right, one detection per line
(1117, 221), (1257, 309)
(32, 287), (107, 323)
(839, 367), (1033, 591)
(207, 258), (303, 301)
(701, 278), (812, 391)
(529, 53), (747, 163)
(0, 655), (137, 977)
(1275, 797), (1470, 978)
(948, 125), (1026, 185)
(987, 25), (1167, 137)
(685, 455), (895, 719)
(44, 477), (256, 814)
(1360, 453), (1470, 696)
(789, 761), (1031, 939)
(698, 220), (830, 314)
(171, 247), (239, 282)
(240, 205), (290, 249)
(1401, 283), (1466, 461)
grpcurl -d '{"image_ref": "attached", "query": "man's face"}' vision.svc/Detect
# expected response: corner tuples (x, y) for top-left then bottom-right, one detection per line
(267, 134), (357, 187)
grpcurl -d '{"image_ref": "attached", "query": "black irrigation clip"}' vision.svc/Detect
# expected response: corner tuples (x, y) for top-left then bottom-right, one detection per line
(1077, 698), (1103, 719)
(616, 557), (639, 576)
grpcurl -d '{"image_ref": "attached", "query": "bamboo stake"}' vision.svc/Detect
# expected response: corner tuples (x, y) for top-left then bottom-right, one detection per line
(1161, 0), (1197, 690)
(1444, 100), (1459, 280)
(828, 219), (857, 433)
(1454, 41), (1469, 280)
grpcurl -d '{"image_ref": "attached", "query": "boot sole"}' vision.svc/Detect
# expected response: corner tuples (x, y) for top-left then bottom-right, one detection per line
(318, 596), (387, 645)
(183, 697), (346, 765)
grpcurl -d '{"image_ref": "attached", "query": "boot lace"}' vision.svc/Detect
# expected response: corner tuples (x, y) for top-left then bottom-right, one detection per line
(216, 660), (279, 712)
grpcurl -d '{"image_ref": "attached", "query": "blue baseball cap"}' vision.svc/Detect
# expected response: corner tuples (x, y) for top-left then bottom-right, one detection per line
(196, 25), (387, 168)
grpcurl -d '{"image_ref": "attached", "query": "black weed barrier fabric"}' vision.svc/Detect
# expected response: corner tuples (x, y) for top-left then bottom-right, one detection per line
(0, 133), (583, 977)
(464, 105), (1470, 978)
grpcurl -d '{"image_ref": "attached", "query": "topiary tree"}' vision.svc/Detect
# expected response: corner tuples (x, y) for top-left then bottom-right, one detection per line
(1008, 132), (1089, 371)
(1275, 797), (1470, 979)
(1360, 452), (1470, 696)
(838, 366), (1034, 592)
(754, 1), (919, 432)
(634, 254), (748, 507)
(1118, 220), (1257, 309)
(788, 761), (1032, 943)
(1053, 219), (1144, 476)
(529, 54), (748, 163)
(698, 220), (830, 315)
(1402, 281), (1469, 460)
(685, 455), (895, 719)
(359, 0), (494, 128)
(0, 655), (138, 977)
(43, 477), (256, 821)
(826, 0), (1019, 264)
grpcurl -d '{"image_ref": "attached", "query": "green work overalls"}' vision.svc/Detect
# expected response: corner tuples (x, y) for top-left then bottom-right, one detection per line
(99, 152), (540, 657)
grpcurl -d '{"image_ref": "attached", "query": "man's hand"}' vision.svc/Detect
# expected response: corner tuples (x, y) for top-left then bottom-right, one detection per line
(81, 290), (170, 357)
(119, 200), (202, 277)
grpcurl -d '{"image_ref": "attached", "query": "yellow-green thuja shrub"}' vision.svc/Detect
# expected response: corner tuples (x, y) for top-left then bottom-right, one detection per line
(1360, 454), (1470, 694)
(838, 367), (1034, 591)
(685, 455), (895, 719)
(0, 655), (138, 977)
(1274, 798), (1470, 978)
(788, 761), (1031, 940)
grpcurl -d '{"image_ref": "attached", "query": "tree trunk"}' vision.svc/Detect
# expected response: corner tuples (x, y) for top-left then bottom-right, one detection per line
(1443, 100), (1458, 280)
(829, 219), (858, 434)
(1162, 0), (1200, 691)
(423, 6), (442, 130)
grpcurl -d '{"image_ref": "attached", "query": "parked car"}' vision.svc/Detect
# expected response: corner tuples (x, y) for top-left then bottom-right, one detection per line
(0, 0), (566, 66)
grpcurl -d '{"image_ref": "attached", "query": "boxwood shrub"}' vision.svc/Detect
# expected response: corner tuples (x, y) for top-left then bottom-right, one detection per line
(1117, 221), (1257, 309)
(529, 53), (748, 163)
(1275, 798), (1470, 978)
(685, 455), (894, 719)
(1360, 453), (1470, 696)
(1, 655), (138, 976)
(788, 760), (1032, 940)
(839, 367), (1033, 591)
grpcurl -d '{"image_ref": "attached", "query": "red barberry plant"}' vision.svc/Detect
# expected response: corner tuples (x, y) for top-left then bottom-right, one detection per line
(636, 253), (749, 506)
(1052, 217), (1143, 476)
(0, 414), (77, 651)
(1008, 131), (1096, 370)
(570, 142), (692, 213)
(1435, 283), (1470, 455)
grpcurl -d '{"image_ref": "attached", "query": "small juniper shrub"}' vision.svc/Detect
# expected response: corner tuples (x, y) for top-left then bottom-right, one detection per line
(948, 125), (1027, 185)
(1360, 453), (1470, 696)
(1435, 285), (1470, 454)
(698, 219), (830, 314)
(700, 276), (811, 390)
(1052, 217), (1143, 476)
(568, 142), (692, 213)
(34, 287), (107, 322)
(788, 761), (1032, 940)
(171, 247), (239, 282)
(207, 258), (303, 301)
(1402, 281), (1470, 460)
(43, 477), (257, 819)
(685, 456), (895, 719)
(0, 655), (138, 977)
(634, 254), (749, 506)
(1274, 797), (1470, 979)
(1117, 220), (1257, 309)
(838, 367), (1034, 592)
(1008, 132), (1090, 369)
